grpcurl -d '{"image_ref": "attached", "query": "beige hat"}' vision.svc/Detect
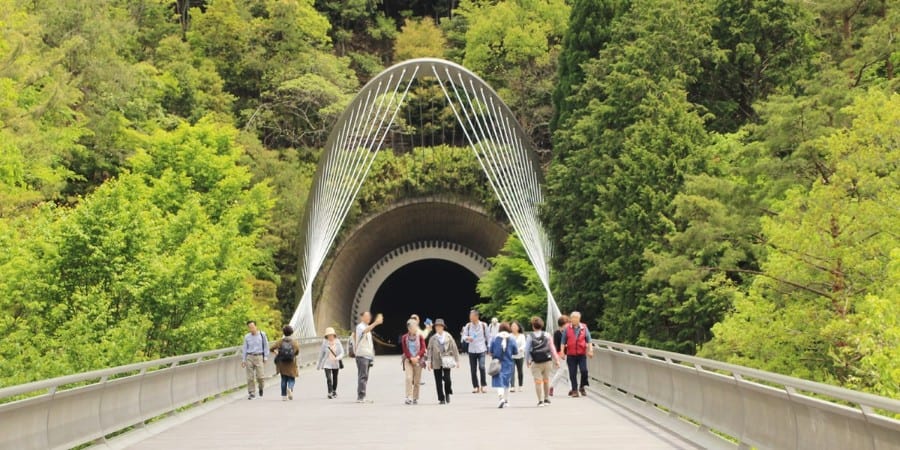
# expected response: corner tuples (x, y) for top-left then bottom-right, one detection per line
(324, 327), (337, 337)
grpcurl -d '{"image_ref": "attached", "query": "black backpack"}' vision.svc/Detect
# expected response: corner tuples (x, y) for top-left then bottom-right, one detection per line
(275, 338), (295, 363)
(530, 332), (553, 363)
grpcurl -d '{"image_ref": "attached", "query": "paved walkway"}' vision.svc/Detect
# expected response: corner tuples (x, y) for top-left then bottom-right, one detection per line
(122, 356), (696, 450)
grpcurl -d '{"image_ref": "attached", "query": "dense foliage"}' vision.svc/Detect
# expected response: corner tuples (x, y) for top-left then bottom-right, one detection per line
(475, 235), (547, 325)
(546, 0), (898, 398)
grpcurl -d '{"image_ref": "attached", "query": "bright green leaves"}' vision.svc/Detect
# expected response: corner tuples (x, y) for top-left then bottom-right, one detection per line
(476, 235), (547, 326)
(394, 17), (447, 60)
(0, 121), (275, 386)
(454, 0), (570, 148)
(701, 90), (900, 397)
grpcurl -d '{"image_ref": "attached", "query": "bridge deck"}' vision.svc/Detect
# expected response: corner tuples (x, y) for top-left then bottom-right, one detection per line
(117, 356), (696, 450)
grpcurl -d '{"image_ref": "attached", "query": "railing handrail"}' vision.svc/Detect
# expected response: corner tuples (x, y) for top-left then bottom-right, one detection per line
(0, 338), (326, 450)
(593, 339), (900, 415)
(0, 337), (323, 402)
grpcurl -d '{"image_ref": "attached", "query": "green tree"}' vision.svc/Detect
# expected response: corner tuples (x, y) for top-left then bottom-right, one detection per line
(694, 0), (815, 132)
(551, 0), (630, 133)
(476, 235), (547, 326)
(0, 120), (278, 385)
(152, 35), (235, 123)
(457, 0), (570, 149)
(545, 0), (718, 348)
(394, 17), (446, 60)
(0, 3), (83, 214)
(701, 90), (900, 398)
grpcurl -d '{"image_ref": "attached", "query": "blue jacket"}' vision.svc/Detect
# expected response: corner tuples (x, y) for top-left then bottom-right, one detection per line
(489, 332), (518, 388)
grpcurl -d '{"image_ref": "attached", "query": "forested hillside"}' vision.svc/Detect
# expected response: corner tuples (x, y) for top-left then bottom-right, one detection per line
(1, 0), (897, 400)
(544, 0), (898, 398)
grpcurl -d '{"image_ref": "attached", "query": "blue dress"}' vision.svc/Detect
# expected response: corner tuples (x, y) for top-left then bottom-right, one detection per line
(490, 334), (518, 388)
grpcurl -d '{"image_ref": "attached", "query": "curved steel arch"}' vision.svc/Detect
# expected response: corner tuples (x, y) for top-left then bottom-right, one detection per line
(290, 58), (560, 337)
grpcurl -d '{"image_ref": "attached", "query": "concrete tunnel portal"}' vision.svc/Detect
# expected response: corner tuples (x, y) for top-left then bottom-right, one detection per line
(311, 196), (508, 351)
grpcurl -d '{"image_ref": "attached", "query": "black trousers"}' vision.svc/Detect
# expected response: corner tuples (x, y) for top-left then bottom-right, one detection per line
(433, 368), (452, 402)
(468, 352), (486, 388)
(512, 358), (524, 387)
(324, 368), (339, 394)
(567, 355), (589, 390)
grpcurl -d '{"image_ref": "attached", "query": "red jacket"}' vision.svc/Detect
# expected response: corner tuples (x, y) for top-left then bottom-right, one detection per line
(564, 323), (589, 356)
(401, 333), (426, 359)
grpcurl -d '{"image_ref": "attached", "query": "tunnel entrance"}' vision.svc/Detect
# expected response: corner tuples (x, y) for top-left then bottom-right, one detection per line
(369, 259), (483, 354)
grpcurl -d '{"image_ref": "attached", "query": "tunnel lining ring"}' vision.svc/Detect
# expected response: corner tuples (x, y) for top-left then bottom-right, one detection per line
(350, 240), (491, 324)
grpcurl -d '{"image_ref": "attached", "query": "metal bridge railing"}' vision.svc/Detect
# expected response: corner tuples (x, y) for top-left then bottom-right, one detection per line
(589, 340), (900, 450)
(0, 338), (322, 450)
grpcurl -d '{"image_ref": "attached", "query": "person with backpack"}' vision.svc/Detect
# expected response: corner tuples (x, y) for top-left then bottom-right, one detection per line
(241, 320), (269, 400)
(400, 319), (426, 405)
(316, 327), (344, 399)
(426, 319), (460, 405)
(489, 322), (518, 409)
(559, 311), (594, 397)
(462, 310), (490, 393)
(548, 315), (570, 397)
(525, 317), (561, 407)
(269, 325), (301, 401)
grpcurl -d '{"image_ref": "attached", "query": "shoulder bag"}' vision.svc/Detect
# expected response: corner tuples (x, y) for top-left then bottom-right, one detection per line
(328, 345), (344, 370)
(487, 338), (504, 376)
(439, 337), (457, 369)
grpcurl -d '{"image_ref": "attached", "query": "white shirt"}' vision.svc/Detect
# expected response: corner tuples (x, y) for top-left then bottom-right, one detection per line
(355, 322), (374, 359)
(512, 333), (527, 359)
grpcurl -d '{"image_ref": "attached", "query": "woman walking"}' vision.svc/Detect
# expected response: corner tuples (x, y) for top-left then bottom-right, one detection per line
(426, 319), (459, 405)
(489, 322), (518, 408)
(270, 325), (301, 401)
(401, 319), (426, 405)
(316, 327), (344, 399)
(510, 321), (526, 392)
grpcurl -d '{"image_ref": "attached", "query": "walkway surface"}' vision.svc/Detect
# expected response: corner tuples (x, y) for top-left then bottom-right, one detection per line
(121, 356), (697, 450)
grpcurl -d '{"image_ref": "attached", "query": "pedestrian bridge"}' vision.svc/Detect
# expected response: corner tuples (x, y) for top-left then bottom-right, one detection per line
(2, 339), (898, 450)
(2, 58), (899, 449)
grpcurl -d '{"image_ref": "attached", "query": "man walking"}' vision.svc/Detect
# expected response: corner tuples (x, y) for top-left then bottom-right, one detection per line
(559, 311), (593, 397)
(462, 310), (489, 393)
(241, 320), (269, 400)
(353, 311), (383, 403)
(549, 315), (570, 397)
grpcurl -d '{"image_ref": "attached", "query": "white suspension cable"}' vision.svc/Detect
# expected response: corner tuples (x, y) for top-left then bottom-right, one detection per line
(291, 59), (561, 337)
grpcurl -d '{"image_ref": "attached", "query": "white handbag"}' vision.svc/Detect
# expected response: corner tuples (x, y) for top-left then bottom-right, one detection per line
(438, 338), (457, 368)
(441, 355), (458, 369)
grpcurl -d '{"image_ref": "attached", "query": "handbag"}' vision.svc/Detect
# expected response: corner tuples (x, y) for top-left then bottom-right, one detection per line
(436, 335), (457, 369)
(441, 355), (457, 369)
(488, 358), (501, 376)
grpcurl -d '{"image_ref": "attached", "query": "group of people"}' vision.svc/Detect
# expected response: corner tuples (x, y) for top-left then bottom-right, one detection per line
(239, 309), (595, 408)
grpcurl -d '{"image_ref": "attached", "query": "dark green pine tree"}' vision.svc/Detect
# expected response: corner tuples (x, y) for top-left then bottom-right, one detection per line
(550, 0), (630, 135)
(693, 0), (815, 132)
(545, 0), (718, 348)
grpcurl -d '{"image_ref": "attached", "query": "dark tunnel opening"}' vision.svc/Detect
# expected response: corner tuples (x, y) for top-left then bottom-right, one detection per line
(369, 259), (484, 354)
